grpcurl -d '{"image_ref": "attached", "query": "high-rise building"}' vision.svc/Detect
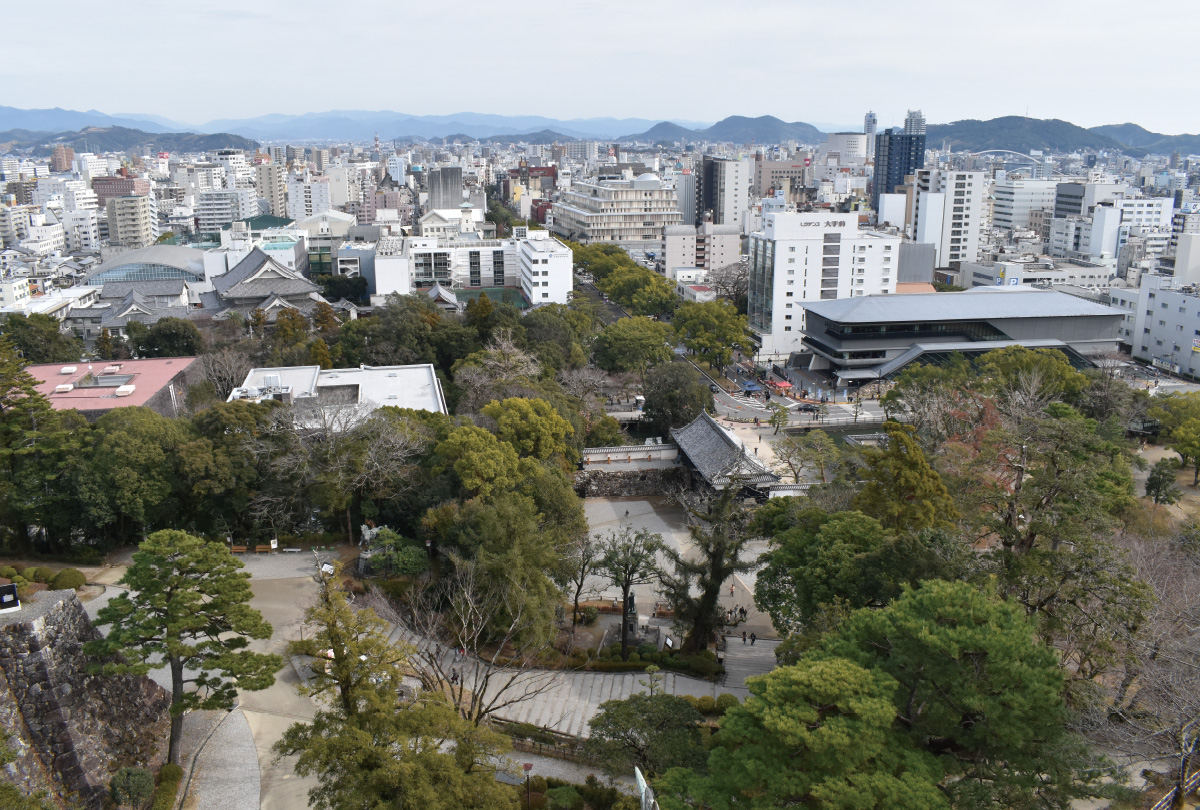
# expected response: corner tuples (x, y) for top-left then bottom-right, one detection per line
(662, 221), (742, 277)
(427, 166), (464, 211)
(313, 149), (331, 172)
(106, 195), (155, 248)
(872, 117), (926, 212)
(255, 164), (288, 217)
(863, 111), (877, 139)
(911, 170), (986, 267)
(746, 212), (901, 359)
(695, 156), (751, 227)
(50, 145), (75, 173)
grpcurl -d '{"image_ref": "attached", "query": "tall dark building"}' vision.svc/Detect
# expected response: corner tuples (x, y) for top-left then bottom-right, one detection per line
(871, 110), (926, 213)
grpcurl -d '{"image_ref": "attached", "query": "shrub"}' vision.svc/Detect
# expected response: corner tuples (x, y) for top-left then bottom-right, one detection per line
(695, 695), (717, 715)
(606, 644), (622, 657)
(715, 693), (740, 715)
(547, 785), (585, 810)
(626, 652), (640, 663)
(636, 642), (657, 657)
(10, 575), (27, 587)
(580, 606), (599, 626)
(372, 579), (410, 602)
(530, 776), (548, 794)
(388, 545), (429, 576)
(152, 763), (183, 810)
(51, 568), (86, 591)
(33, 567), (56, 583)
(110, 766), (154, 808)
(0, 566), (16, 579)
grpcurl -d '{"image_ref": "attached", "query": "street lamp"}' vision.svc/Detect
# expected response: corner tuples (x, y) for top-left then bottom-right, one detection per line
(523, 762), (533, 807)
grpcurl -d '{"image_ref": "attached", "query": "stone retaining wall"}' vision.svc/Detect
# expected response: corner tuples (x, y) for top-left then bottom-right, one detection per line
(0, 591), (170, 808)
(574, 466), (688, 497)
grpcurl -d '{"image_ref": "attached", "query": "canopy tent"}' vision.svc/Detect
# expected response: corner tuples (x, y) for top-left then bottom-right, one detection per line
(741, 382), (764, 393)
(767, 379), (792, 389)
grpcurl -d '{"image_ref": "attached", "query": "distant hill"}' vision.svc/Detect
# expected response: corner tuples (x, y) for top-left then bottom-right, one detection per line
(0, 106), (180, 133)
(1090, 123), (1200, 157)
(0, 126), (258, 155)
(925, 117), (1123, 153)
(484, 130), (577, 145)
(620, 115), (825, 144)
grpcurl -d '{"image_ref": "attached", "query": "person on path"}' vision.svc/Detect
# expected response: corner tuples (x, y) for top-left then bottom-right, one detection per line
(750, 633), (756, 645)
(742, 631), (747, 644)
(730, 583), (735, 596)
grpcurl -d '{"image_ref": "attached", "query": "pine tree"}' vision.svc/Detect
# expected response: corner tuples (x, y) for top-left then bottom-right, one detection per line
(853, 420), (958, 532)
(85, 530), (281, 765)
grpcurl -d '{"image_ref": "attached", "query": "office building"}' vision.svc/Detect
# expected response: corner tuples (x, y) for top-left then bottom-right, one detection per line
(50, 145), (75, 173)
(91, 176), (151, 208)
(550, 174), (683, 249)
(695, 156), (750, 227)
(1048, 205), (1122, 260)
(746, 212), (901, 359)
(518, 229), (573, 305)
(991, 180), (1058, 231)
(1171, 202), (1200, 253)
(753, 158), (810, 198)
(911, 170), (986, 266)
(800, 288), (1123, 387)
(871, 111), (926, 212)
(864, 111), (877, 139)
(1053, 182), (1128, 219)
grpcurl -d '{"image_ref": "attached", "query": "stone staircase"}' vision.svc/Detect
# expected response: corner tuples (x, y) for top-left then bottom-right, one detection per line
(721, 635), (778, 689)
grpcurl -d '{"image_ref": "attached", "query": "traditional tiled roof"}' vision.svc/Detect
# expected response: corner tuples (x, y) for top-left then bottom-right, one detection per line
(213, 248), (319, 301)
(670, 411), (778, 489)
(100, 280), (187, 298)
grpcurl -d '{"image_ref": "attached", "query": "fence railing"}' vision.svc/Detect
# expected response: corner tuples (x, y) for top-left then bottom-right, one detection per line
(1148, 768), (1200, 810)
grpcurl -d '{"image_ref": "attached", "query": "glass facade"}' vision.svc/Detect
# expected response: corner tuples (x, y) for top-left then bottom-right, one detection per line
(85, 263), (204, 285)
(747, 236), (774, 335)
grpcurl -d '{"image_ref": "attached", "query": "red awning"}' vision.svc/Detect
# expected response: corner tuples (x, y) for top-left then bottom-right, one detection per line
(768, 380), (793, 389)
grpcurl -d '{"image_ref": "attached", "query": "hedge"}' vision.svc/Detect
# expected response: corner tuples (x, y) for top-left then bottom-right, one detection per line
(152, 763), (183, 810)
(51, 568), (86, 590)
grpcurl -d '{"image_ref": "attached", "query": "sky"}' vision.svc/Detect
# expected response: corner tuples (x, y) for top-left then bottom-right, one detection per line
(3, 0), (1198, 134)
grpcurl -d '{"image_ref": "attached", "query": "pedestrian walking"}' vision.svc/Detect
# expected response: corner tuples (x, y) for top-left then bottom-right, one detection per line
(742, 631), (747, 644)
(750, 633), (756, 646)
(740, 607), (746, 621)
(730, 583), (735, 596)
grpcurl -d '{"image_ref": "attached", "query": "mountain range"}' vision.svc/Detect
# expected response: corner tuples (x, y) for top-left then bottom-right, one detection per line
(619, 115), (825, 144)
(0, 106), (1194, 157)
(0, 126), (258, 155)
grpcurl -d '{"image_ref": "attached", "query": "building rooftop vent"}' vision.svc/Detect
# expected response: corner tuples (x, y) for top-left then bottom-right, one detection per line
(59, 366), (77, 374)
(114, 384), (136, 397)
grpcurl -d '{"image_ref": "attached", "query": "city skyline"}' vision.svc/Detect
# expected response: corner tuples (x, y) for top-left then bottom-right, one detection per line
(2, 0), (1197, 134)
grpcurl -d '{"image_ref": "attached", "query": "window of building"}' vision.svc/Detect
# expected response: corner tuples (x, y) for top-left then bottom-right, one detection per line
(784, 326), (791, 331)
(786, 292), (793, 297)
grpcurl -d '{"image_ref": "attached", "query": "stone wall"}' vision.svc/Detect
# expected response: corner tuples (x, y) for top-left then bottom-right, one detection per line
(574, 466), (689, 497)
(0, 591), (170, 809)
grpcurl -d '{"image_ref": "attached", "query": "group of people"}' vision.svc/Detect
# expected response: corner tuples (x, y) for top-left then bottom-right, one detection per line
(725, 605), (747, 625)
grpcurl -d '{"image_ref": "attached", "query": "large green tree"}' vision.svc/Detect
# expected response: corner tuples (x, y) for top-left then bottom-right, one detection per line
(86, 530), (281, 765)
(481, 396), (575, 463)
(852, 420), (958, 533)
(657, 658), (948, 810)
(132, 317), (204, 357)
(0, 312), (82, 364)
(672, 301), (748, 371)
(642, 362), (713, 433)
(585, 694), (706, 781)
(818, 580), (1112, 809)
(659, 487), (757, 653)
(592, 316), (674, 379)
(435, 425), (521, 498)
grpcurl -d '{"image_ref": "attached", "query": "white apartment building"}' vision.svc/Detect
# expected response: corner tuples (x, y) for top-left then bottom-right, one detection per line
(0, 279), (31, 307)
(72, 153), (110, 183)
(213, 150), (254, 189)
(747, 212), (901, 359)
(196, 188), (257, 234)
(963, 257), (1116, 289)
(373, 229), (573, 306)
(287, 176), (333, 220)
(62, 209), (101, 252)
(911, 170), (986, 266)
(0, 206), (37, 248)
(992, 180), (1058, 231)
(550, 173), (683, 249)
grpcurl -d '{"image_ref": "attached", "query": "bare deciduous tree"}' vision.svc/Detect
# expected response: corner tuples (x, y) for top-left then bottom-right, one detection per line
(706, 259), (749, 302)
(371, 557), (560, 727)
(202, 346), (254, 400)
(557, 366), (609, 404)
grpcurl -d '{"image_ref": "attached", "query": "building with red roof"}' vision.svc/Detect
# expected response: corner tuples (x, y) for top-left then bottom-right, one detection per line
(25, 357), (202, 421)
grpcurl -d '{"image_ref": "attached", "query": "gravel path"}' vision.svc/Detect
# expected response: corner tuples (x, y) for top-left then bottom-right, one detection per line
(188, 709), (260, 810)
(500, 751), (634, 792)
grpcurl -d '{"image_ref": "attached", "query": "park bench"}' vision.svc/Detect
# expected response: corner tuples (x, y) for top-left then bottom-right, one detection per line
(282, 547), (302, 553)
(230, 545), (247, 554)
(254, 544), (273, 554)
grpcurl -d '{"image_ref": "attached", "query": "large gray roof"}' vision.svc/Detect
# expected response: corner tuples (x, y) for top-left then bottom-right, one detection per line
(670, 411), (777, 489)
(86, 245), (205, 280)
(803, 289), (1123, 324)
(100, 280), (187, 298)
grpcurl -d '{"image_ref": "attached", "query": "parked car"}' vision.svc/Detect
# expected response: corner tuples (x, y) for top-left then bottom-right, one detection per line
(796, 403), (819, 412)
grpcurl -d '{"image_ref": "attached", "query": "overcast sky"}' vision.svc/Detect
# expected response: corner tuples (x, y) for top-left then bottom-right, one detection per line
(3, 0), (1197, 134)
